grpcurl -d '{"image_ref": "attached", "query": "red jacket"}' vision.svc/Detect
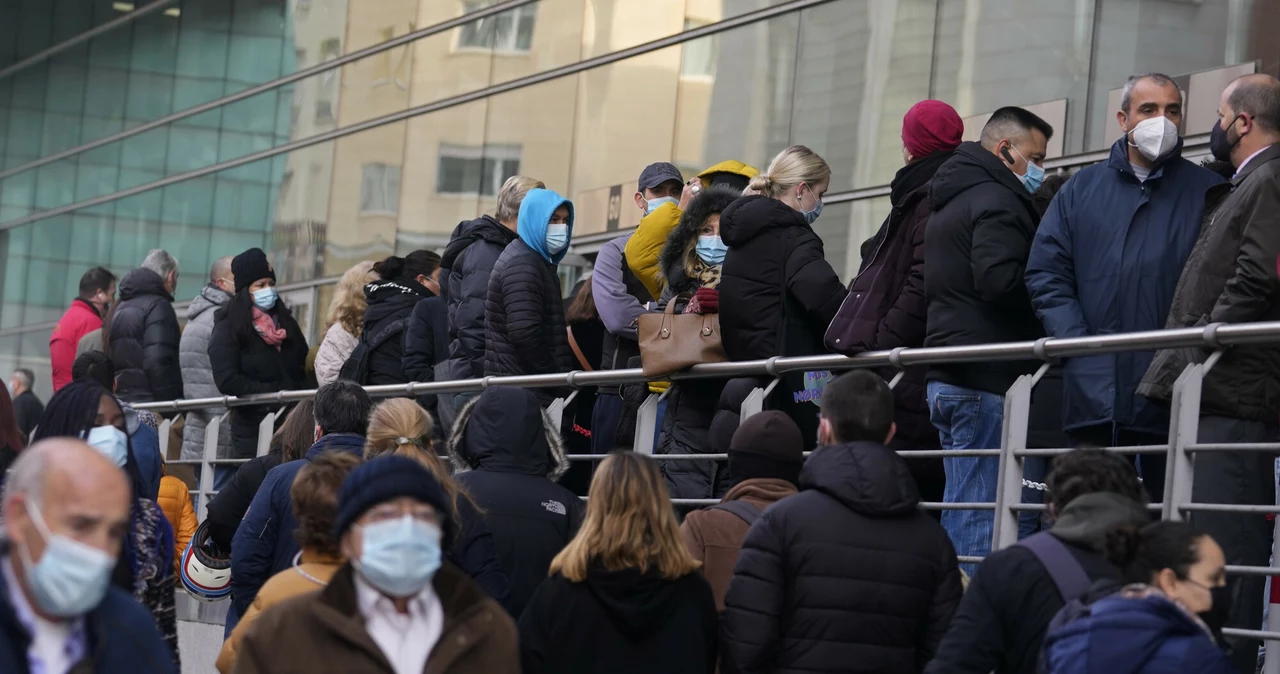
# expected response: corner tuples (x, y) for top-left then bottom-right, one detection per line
(49, 299), (103, 391)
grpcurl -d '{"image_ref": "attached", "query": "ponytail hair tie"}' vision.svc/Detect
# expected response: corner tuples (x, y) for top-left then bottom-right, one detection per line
(396, 436), (423, 447)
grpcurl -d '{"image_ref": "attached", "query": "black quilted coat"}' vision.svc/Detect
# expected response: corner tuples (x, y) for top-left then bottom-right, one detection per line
(108, 268), (183, 403)
(484, 239), (573, 404)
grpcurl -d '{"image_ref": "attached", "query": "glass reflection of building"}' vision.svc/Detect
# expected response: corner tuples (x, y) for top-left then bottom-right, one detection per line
(0, 0), (1274, 399)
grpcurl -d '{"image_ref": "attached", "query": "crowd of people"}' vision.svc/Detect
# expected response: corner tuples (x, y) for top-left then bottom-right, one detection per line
(0, 68), (1273, 673)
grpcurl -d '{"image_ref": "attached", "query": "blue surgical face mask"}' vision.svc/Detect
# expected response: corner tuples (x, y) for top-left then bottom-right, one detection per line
(19, 501), (118, 618)
(85, 425), (128, 467)
(252, 286), (278, 311)
(800, 185), (823, 225)
(546, 224), (570, 255)
(354, 515), (442, 597)
(695, 235), (727, 266)
(1010, 146), (1044, 194)
(646, 196), (678, 215)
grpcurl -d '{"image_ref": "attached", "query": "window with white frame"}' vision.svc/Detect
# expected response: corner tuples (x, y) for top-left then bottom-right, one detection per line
(360, 163), (402, 215)
(436, 144), (521, 196)
(680, 20), (718, 79)
(457, 0), (536, 52)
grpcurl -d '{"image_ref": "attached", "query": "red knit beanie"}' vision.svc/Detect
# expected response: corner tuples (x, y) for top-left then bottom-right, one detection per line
(902, 100), (963, 159)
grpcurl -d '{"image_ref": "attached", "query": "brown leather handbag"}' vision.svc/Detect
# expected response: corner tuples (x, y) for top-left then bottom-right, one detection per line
(638, 297), (727, 377)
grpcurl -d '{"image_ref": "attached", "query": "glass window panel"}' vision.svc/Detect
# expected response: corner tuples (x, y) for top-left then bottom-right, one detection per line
(44, 66), (88, 114)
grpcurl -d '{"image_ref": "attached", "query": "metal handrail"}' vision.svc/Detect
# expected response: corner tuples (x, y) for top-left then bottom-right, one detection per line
(133, 320), (1269, 412)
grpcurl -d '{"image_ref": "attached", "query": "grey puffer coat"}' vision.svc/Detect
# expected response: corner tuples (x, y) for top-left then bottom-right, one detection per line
(180, 284), (233, 461)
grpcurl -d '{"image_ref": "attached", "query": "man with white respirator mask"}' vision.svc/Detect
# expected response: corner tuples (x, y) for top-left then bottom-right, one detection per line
(231, 455), (518, 674)
(1026, 73), (1224, 501)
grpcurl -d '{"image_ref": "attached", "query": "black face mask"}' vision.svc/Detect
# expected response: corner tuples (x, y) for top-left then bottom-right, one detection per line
(1209, 115), (1243, 164)
(1199, 584), (1233, 644)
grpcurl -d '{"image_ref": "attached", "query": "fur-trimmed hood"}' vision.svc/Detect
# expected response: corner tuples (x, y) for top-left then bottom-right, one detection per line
(658, 184), (741, 295)
(447, 386), (569, 481)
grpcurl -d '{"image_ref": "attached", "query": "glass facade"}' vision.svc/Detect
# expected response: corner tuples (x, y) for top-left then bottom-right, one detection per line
(0, 0), (1273, 400)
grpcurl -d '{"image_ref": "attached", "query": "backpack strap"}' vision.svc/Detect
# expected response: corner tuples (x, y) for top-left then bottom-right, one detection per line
(710, 500), (763, 527)
(366, 318), (407, 349)
(1017, 532), (1091, 602)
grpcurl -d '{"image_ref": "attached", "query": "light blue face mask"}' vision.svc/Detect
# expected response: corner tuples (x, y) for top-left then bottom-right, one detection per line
(695, 235), (728, 266)
(1010, 146), (1044, 194)
(800, 185), (823, 225)
(354, 515), (443, 598)
(85, 425), (128, 467)
(252, 286), (278, 311)
(646, 196), (678, 215)
(546, 224), (570, 255)
(19, 501), (117, 618)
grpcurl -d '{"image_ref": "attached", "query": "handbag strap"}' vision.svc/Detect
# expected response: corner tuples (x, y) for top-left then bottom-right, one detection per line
(567, 326), (593, 371)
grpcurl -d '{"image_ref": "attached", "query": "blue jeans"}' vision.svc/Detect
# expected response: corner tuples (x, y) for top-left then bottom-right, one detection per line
(928, 381), (1004, 576)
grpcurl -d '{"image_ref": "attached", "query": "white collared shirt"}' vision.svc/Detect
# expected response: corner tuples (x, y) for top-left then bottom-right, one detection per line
(354, 572), (444, 674)
(2, 557), (86, 674)
(1235, 146), (1269, 178)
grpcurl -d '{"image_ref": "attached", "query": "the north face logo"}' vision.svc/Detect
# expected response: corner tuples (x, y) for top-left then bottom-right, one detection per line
(542, 500), (566, 515)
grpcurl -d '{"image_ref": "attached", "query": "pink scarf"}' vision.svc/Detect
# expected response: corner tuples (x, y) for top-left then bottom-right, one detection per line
(252, 308), (287, 350)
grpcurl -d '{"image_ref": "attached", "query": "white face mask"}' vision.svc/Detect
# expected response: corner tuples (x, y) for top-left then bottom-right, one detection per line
(1127, 116), (1179, 162)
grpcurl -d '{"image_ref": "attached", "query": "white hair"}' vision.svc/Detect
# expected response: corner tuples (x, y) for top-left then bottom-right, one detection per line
(2, 442), (50, 510)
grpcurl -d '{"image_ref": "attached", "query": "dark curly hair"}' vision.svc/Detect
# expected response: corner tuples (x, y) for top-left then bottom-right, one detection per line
(1046, 445), (1146, 514)
(658, 184), (741, 295)
(291, 450), (360, 557)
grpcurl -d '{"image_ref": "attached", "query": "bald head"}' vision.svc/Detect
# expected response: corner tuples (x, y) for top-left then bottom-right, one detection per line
(210, 256), (235, 295)
(4, 439), (129, 511)
(1226, 74), (1280, 133)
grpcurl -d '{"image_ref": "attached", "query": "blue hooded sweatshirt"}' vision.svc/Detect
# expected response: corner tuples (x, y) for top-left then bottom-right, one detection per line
(517, 188), (575, 264)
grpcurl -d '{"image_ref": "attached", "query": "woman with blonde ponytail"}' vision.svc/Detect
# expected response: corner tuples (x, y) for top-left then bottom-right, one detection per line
(718, 145), (847, 446)
(363, 397), (513, 613)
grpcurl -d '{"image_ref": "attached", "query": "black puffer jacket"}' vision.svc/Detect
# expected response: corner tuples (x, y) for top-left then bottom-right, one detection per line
(109, 268), (182, 403)
(360, 279), (430, 386)
(719, 195), (846, 445)
(448, 386), (583, 617)
(484, 239), (573, 402)
(402, 296), (449, 432)
(203, 452), (282, 552)
(442, 215), (518, 380)
(924, 141), (1045, 394)
(721, 441), (963, 674)
(208, 305), (308, 457)
(656, 186), (738, 499)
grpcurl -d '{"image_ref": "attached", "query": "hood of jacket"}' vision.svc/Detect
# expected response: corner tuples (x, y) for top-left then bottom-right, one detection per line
(799, 441), (920, 517)
(585, 566), (688, 641)
(1065, 591), (1213, 672)
(447, 386), (568, 480)
(363, 279), (429, 324)
(720, 194), (809, 248)
(722, 477), (796, 505)
(659, 185), (741, 290)
(517, 188), (574, 265)
(303, 432), (367, 461)
(698, 159), (759, 183)
(187, 284), (231, 322)
(118, 267), (173, 303)
(1050, 491), (1151, 551)
(442, 215), (517, 269)
(929, 141), (1034, 212)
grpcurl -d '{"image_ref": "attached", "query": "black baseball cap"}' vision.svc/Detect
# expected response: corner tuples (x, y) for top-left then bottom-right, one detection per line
(637, 162), (683, 192)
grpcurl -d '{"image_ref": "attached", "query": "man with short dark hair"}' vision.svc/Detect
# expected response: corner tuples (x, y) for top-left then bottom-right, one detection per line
(8, 369), (42, 442)
(924, 105), (1054, 569)
(722, 371), (962, 674)
(925, 447), (1149, 674)
(229, 380), (374, 619)
(49, 267), (116, 392)
(1027, 74), (1224, 503)
(1140, 72), (1280, 672)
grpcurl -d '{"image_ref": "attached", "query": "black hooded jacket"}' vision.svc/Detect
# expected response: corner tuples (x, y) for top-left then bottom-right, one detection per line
(924, 141), (1045, 394)
(721, 441), (963, 674)
(442, 215), (519, 379)
(519, 566), (718, 674)
(448, 387), (583, 617)
(108, 268), (183, 403)
(359, 279), (430, 386)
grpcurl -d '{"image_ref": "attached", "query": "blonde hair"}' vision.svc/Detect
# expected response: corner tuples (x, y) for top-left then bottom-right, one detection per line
(495, 175), (546, 223)
(325, 261), (377, 336)
(747, 145), (832, 200)
(363, 398), (476, 520)
(549, 452), (699, 582)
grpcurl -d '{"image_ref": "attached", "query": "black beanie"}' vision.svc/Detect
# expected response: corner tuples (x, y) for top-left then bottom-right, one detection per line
(231, 248), (276, 293)
(333, 455), (455, 547)
(728, 410), (805, 487)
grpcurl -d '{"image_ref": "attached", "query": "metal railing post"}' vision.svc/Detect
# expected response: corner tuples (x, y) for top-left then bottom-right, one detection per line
(1165, 360), (1210, 521)
(740, 377), (782, 421)
(197, 413), (223, 522)
(633, 392), (665, 455)
(1266, 513), (1280, 674)
(994, 374), (1034, 550)
(157, 415), (173, 459)
(545, 390), (579, 441)
(256, 411), (278, 458)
